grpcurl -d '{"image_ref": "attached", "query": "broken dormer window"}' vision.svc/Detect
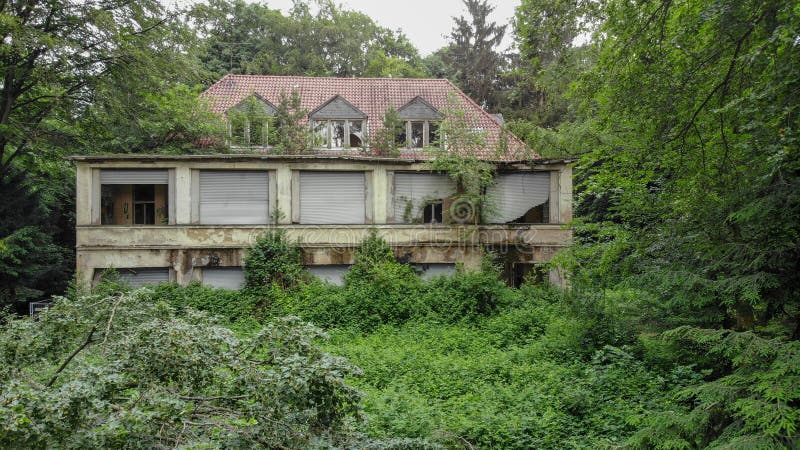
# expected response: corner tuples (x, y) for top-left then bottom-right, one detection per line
(308, 95), (367, 149)
(227, 94), (276, 147)
(397, 96), (442, 149)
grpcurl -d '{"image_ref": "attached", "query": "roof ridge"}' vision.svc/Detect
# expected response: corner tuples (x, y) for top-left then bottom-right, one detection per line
(223, 74), (451, 82)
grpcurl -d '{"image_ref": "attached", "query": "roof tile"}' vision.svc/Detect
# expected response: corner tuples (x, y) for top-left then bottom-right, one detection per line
(201, 75), (537, 160)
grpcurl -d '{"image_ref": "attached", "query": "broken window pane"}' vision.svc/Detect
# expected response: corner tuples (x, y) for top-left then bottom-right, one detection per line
(423, 201), (444, 224)
(229, 115), (248, 146)
(411, 121), (424, 148)
(429, 121), (440, 147)
(349, 120), (363, 148)
(101, 184), (168, 225)
(134, 184), (156, 225)
(312, 121), (328, 148)
(396, 123), (407, 147)
(331, 121), (345, 148)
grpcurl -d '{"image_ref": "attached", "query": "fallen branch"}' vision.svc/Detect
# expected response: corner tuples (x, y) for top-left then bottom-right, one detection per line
(47, 326), (97, 387)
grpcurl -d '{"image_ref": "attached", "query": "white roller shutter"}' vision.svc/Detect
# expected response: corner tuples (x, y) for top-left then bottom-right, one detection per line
(199, 171), (269, 224)
(306, 265), (350, 285)
(118, 268), (169, 287)
(100, 169), (169, 184)
(486, 172), (550, 223)
(299, 171), (365, 224)
(203, 267), (245, 290)
(393, 173), (456, 223)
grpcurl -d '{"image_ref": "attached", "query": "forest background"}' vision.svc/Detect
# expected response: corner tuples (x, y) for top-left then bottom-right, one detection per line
(0, 0), (797, 448)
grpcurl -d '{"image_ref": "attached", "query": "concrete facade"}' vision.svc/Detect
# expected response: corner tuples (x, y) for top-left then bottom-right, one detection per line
(73, 155), (572, 287)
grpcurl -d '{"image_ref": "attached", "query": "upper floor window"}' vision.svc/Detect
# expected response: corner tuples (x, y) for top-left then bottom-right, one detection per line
(99, 169), (170, 225)
(227, 94), (276, 147)
(397, 96), (441, 148)
(309, 95), (367, 149)
(485, 172), (551, 224)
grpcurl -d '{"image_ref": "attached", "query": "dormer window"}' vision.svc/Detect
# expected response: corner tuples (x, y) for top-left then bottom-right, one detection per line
(309, 95), (367, 149)
(397, 96), (441, 148)
(227, 94), (276, 147)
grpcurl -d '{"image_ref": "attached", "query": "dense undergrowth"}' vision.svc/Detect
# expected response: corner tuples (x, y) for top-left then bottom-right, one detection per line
(125, 231), (797, 449)
(2, 229), (797, 448)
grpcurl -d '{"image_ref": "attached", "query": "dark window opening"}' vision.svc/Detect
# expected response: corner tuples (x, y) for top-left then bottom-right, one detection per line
(101, 184), (168, 225)
(429, 121), (440, 147)
(511, 263), (546, 288)
(509, 200), (549, 224)
(410, 121), (424, 148)
(396, 125), (407, 147)
(349, 120), (363, 147)
(423, 201), (444, 224)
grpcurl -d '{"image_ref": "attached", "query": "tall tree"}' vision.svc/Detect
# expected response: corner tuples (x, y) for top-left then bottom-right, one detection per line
(560, 0), (800, 445)
(0, 1), (214, 304)
(191, 0), (423, 79)
(0, 0), (185, 183)
(444, 0), (507, 109)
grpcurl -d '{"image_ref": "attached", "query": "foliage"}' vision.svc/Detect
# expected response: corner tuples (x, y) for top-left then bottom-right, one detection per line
(428, 93), (495, 223)
(243, 230), (305, 290)
(271, 89), (315, 154)
(372, 107), (404, 157)
(443, 0), (507, 109)
(80, 83), (227, 154)
(0, 165), (72, 305)
(629, 327), (800, 449)
(327, 291), (690, 449)
(226, 94), (275, 148)
(0, 289), (363, 448)
(190, 0), (423, 79)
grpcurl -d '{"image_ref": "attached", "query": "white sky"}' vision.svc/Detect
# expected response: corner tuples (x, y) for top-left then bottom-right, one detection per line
(170, 0), (520, 56)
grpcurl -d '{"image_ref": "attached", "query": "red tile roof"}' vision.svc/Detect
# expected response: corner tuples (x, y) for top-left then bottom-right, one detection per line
(201, 75), (537, 161)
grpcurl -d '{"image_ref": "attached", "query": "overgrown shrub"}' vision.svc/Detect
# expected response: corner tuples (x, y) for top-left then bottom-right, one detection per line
(243, 229), (305, 290)
(0, 290), (363, 448)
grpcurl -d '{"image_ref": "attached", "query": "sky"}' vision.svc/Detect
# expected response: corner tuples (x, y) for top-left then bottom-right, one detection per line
(172, 0), (521, 56)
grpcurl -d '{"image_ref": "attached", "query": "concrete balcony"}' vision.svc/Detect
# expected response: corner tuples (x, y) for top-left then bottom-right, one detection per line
(76, 224), (571, 250)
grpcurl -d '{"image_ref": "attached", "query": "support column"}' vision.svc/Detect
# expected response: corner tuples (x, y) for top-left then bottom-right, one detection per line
(276, 165), (293, 224)
(76, 164), (93, 226)
(175, 167), (191, 224)
(558, 166), (573, 224)
(372, 167), (388, 224)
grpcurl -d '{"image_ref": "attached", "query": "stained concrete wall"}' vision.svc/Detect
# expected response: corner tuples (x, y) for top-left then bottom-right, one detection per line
(74, 157), (573, 287)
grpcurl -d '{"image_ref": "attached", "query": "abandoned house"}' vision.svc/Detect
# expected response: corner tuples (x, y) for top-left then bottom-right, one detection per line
(71, 75), (572, 289)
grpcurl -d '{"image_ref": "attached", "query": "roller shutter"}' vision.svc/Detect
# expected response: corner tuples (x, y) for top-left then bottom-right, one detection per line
(199, 171), (269, 224)
(413, 263), (456, 279)
(118, 268), (169, 287)
(100, 169), (169, 184)
(306, 265), (350, 286)
(203, 267), (245, 290)
(393, 173), (455, 223)
(299, 171), (365, 224)
(486, 172), (550, 223)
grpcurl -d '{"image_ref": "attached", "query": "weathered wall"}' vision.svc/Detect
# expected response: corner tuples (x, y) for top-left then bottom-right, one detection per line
(74, 156), (573, 287)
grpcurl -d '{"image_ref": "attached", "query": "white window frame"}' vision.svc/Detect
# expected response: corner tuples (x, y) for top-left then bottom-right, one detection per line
(311, 119), (366, 150)
(401, 120), (439, 148)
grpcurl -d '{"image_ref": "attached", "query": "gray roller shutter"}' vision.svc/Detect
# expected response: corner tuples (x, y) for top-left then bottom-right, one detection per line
(199, 171), (269, 224)
(118, 268), (169, 287)
(486, 172), (550, 223)
(393, 173), (455, 223)
(100, 169), (169, 184)
(203, 267), (245, 290)
(306, 265), (350, 285)
(299, 171), (365, 224)
(413, 263), (456, 279)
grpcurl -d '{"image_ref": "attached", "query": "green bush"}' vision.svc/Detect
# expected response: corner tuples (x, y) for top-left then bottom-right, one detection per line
(243, 230), (305, 290)
(421, 268), (511, 323)
(149, 282), (261, 326)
